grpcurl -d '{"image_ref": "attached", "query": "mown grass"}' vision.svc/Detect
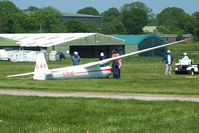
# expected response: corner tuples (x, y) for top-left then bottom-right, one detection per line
(1, 42), (199, 133)
(170, 42), (199, 61)
(0, 95), (199, 133)
(0, 42), (199, 94)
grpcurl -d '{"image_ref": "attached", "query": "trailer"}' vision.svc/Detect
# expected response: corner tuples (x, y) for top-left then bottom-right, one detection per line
(0, 50), (49, 62)
(0, 49), (13, 61)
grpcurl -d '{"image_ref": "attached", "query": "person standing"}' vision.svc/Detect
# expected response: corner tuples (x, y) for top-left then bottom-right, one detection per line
(99, 52), (108, 67)
(99, 52), (106, 61)
(160, 50), (175, 75)
(72, 51), (81, 66)
(112, 50), (120, 79)
(181, 52), (189, 60)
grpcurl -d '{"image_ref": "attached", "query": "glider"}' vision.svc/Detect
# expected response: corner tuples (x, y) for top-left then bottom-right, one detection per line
(7, 39), (189, 80)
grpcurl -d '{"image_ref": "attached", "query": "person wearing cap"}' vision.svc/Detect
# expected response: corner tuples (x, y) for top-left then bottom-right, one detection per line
(72, 51), (81, 66)
(112, 50), (120, 79)
(160, 50), (175, 75)
(181, 52), (189, 60)
(99, 52), (108, 67)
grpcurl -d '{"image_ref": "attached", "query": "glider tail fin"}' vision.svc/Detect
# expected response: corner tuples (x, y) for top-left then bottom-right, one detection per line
(33, 53), (50, 80)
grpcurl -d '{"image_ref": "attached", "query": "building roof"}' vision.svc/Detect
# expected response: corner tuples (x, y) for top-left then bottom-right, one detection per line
(158, 34), (192, 38)
(115, 34), (166, 45)
(0, 37), (17, 46)
(62, 12), (101, 18)
(0, 33), (124, 47)
(143, 26), (158, 33)
(0, 33), (97, 47)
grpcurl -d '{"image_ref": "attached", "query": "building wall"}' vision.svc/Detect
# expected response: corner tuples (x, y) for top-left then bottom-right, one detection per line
(70, 45), (124, 58)
(0, 46), (19, 51)
(62, 16), (102, 28)
(47, 45), (70, 57)
(59, 34), (124, 46)
(48, 34), (125, 58)
(125, 45), (138, 54)
(138, 37), (167, 57)
(159, 34), (192, 43)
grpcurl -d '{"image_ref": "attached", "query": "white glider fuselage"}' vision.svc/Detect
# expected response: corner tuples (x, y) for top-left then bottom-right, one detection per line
(43, 66), (112, 80)
(32, 53), (112, 80)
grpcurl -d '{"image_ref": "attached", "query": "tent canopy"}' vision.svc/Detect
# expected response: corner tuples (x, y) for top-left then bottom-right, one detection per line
(0, 33), (97, 47)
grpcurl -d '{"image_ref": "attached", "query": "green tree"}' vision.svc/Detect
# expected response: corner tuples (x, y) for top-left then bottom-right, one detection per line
(86, 21), (98, 32)
(101, 22), (117, 34)
(192, 12), (199, 40)
(0, 1), (27, 33)
(177, 13), (196, 34)
(101, 8), (125, 34)
(77, 7), (100, 16)
(193, 12), (199, 27)
(102, 8), (120, 23)
(50, 24), (67, 33)
(102, 20), (125, 34)
(147, 13), (158, 26)
(30, 6), (63, 33)
(24, 6), (39, 15)
(121, 2), (149, 34)
(157, 7), (195, 34)
(157, 7), (185, 25)
(121, 1), (152, 13)
(64, 19), (90, 33)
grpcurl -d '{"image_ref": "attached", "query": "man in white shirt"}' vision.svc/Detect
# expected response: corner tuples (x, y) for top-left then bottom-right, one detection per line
(182, 52), (189, 60)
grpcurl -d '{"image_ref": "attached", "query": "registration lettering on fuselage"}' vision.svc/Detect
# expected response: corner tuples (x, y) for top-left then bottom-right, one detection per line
(63, 71), (74, 77)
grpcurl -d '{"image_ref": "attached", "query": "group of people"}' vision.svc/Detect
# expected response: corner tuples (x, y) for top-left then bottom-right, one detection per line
(98, 50), (122, 79)
(161, 50), (189, 75)
(71, 50), (122, 79)
(71, 49), (189, 78)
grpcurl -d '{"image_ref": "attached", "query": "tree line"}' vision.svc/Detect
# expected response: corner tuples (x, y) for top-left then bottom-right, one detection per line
(0, 1), (198, 39)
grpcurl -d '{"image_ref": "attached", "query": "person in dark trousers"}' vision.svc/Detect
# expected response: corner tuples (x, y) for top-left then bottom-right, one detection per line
(99, 52), (108, 67)
(160, 50), (175, 75)
(112, 50), (120, 79)
(72, 51), (81, 66)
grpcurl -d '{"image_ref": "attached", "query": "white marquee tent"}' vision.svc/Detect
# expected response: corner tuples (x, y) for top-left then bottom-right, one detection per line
(0, 33), (97, 47)
(0, 33), (125, 58)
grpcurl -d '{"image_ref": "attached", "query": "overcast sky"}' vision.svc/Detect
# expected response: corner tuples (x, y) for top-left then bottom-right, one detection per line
(9, 0), (199, 14)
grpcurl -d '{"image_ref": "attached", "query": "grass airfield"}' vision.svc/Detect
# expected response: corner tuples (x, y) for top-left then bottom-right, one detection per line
(1, 47), (199, 94)
(1, 57), (199, 94)
(1, 42), (199, 132)
(1, 95), (199, 133)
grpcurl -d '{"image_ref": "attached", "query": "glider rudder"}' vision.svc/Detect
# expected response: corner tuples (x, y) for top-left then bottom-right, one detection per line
(33, 53), (50, 80)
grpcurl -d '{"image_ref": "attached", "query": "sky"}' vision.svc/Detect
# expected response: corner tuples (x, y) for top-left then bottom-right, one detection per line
(9, 0), (199, 15)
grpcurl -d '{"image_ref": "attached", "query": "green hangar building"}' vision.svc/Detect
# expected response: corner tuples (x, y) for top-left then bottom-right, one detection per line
(0, 33), (125, 58)
(115, 34), (167, 57)
(62, 13), (102, 28)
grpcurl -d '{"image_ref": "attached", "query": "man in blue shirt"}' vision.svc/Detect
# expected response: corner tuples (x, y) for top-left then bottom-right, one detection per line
(72, 51), (81, 66)
(160, 50), (175, 75)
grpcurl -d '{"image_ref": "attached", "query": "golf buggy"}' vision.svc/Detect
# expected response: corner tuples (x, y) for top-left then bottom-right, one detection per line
(175, 59), (199, 75)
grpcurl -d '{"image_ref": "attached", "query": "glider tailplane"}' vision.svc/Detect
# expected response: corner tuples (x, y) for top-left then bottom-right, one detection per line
(33, 53), (50, 80)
